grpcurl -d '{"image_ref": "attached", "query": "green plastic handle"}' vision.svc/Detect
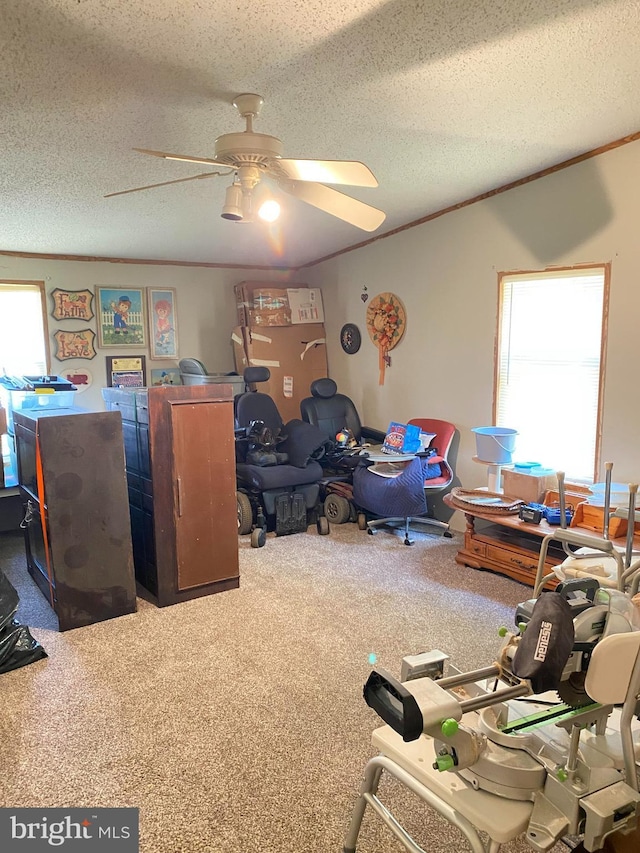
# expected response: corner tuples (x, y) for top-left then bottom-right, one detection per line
(434, 754), (456, 772)
(441, 718), (459, 738)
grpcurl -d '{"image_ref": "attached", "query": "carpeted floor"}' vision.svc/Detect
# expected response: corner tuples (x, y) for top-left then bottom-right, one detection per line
(0, 522), (560, 852)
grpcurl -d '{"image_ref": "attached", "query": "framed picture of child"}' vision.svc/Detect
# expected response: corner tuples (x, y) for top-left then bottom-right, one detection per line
(148, 287), (179, 359)
(96, 287), (147, 348)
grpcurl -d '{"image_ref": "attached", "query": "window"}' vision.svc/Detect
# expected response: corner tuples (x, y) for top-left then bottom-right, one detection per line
(0, 281), (48, 375)
(0, 281), (49, 487)
(495, 266), (608, 483)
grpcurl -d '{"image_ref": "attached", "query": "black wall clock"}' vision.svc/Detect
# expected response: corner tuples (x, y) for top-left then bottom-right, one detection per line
(340, 323), (361, 354)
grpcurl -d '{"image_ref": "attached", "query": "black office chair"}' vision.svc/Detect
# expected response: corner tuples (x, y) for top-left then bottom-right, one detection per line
(300, 378), (386, 447)
(300, 378), (386, 525)
(235, 367), (329, 547)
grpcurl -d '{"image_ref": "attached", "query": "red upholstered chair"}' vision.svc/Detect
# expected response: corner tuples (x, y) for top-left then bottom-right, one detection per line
(408, 417), (456, 494)
(363, 417), (456, 543)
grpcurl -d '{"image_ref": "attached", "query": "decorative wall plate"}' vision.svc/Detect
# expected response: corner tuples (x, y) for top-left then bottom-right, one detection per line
(340, 323), (361, 354)
(60, 366), (93, 392)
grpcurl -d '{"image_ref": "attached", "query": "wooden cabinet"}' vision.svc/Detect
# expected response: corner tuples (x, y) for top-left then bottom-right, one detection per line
(14, 408), (137, 631)
(102, 384), (239, 606)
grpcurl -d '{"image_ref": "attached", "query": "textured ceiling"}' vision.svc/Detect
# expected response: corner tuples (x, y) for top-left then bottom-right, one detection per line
(1, 0), (639, 269)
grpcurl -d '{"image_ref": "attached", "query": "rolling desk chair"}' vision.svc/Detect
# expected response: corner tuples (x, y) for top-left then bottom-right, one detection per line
(356, 417), (456, 543)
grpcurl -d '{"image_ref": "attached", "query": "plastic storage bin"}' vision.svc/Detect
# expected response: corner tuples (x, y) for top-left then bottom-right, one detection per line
(3, 389), (76, 433)
(587, 482), (631, 507)
(1, 375), (77, 434)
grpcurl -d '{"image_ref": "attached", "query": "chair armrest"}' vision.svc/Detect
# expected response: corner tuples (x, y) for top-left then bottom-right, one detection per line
(361, 426), (387, 443)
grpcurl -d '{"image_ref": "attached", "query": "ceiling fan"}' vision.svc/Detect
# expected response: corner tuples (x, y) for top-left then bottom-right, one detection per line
(105, 93), (386, 232)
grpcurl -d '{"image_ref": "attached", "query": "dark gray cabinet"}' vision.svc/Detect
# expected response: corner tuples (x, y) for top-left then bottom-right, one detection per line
(14, 408), (137, 631)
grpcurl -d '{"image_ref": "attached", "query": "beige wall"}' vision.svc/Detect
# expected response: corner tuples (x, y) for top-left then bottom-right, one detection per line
(0, 257), (297, 412)
(4, 139), (640, 532)
(302, 139), (640, 528)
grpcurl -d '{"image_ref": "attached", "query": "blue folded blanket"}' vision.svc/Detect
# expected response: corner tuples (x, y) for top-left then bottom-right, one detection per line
(353, 457), (442, 517)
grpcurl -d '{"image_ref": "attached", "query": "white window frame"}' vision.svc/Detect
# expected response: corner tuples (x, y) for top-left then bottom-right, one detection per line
(0, 279), (50, 377)
(0, 280), (50, 488)
(494, 264), (609, 484)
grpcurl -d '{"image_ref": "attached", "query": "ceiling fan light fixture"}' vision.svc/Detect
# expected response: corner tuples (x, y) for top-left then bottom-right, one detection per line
(221, 182), (244, 221)
(118, 95), (385, 232)
(258, 199), (280, 222)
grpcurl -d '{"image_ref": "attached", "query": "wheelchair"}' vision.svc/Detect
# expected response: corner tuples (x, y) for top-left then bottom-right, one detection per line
(300, 377), (386, 527)
(235, 367), (331, 547)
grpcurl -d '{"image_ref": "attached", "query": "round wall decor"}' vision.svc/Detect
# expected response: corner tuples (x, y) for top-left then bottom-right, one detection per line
(366, 292), (406, 385)
(340, 323), (361, 354)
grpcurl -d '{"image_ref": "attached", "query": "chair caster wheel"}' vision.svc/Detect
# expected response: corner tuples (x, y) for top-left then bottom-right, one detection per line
(251, 527), (267, 548)
(317, 516), (330, 535)
(444, 530), (453, 538)
(404, 538), (414, 546)
(367, 528), (375, 535)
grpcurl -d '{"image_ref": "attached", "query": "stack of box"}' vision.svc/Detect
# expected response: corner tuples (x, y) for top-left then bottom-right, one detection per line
(232, 282), (327, 423)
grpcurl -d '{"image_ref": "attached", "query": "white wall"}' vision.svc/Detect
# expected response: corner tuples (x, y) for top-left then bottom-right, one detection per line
(302, 139), (640, 528)
(0, 256), (296, 413)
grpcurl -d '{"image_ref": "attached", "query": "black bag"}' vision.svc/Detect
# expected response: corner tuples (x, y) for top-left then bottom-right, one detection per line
(275, 492), (307, 536)
(511, 592), (574, 694)
(0, 570), (47, 674)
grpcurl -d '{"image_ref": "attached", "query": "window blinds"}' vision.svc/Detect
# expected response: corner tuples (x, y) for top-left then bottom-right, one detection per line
(496, 268), (606, 482)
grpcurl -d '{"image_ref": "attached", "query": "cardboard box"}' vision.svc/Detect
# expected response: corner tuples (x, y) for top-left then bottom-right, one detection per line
(235, 282), (290, 326)
(233, 324), (328, 423)
(231, 328), (248, 374)
(234, 281), (324, 327)
(287, 287), (324, 324)
(247, 307), (292, 327)
(502, 469), (557, 504)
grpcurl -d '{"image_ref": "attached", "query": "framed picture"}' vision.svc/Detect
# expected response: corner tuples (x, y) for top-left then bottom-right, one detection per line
(106, 355), (146, 388)
(50, 288), (95, 321)
(53, 328), (97, 360)
(96, 287), (146, 347)
(148, 287), (179, 359)
(150, 368), (182, 386)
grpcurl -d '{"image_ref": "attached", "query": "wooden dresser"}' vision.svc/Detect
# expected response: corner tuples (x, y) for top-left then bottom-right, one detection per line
(102, 384), (239, 606)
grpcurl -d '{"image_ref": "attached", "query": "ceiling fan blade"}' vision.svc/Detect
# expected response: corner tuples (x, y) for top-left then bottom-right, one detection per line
(133, 147), (233, 167)
(275, 158), (378, 187)
(105, 171), (228, 198)
(279, 180), (385, 232)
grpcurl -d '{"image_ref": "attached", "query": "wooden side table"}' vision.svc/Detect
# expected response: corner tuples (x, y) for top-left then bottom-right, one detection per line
(445, 494), (636, 588)
(444, 494), (567, 587)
